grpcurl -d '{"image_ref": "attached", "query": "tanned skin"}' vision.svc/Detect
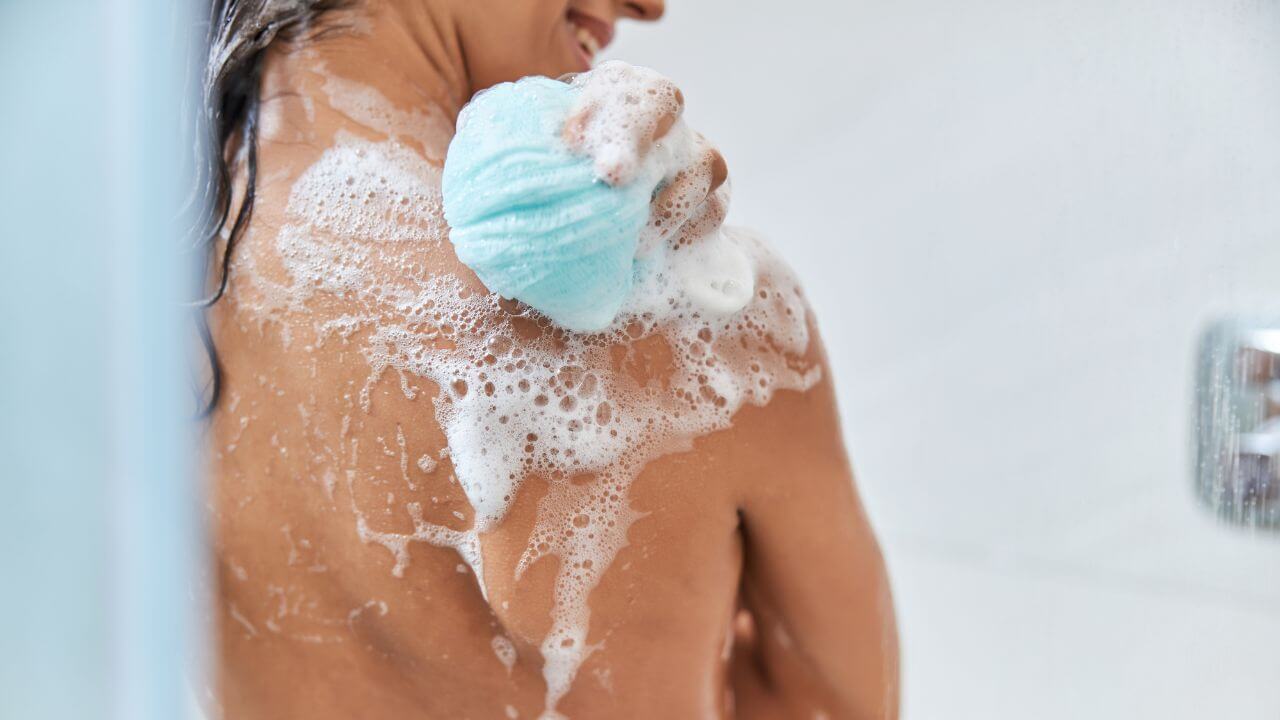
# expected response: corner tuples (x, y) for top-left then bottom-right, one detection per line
(209, 1), (899, 717)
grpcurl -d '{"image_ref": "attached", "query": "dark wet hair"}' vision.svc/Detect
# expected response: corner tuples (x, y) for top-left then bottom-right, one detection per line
(190, 0), (349, 416)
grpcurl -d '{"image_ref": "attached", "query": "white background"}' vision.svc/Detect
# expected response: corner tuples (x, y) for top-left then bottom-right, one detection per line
(609, 1), (1280, 717)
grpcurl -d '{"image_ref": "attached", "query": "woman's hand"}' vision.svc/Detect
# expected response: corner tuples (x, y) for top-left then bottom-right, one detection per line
(644, 132), (728, 250)
(561, 63), (729, 250)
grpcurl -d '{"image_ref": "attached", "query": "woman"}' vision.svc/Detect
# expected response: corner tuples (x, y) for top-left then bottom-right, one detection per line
(200, 1), (898, 718)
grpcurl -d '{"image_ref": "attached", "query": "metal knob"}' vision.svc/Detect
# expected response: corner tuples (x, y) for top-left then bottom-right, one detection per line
(1195, 321), (1280, 528)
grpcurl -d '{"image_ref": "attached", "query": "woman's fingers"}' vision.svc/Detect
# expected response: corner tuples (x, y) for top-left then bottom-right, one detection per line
(707, 146), (727, 193)
(561, 69), (727, 253)
(562, 67), (686, 186)
(649, 87), (684, 143)
(561, 106), (593, 150)
(639, 143), (729, 254)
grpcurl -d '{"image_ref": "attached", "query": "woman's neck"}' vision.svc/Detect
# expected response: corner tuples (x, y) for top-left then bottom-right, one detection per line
(259, 0), (470, 155)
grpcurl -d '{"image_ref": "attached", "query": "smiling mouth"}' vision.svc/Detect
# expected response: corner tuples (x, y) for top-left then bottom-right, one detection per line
(565, 10), (612, 68)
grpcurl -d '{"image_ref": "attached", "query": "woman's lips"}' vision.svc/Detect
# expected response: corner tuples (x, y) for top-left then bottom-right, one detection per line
(565, 10), (613, 69)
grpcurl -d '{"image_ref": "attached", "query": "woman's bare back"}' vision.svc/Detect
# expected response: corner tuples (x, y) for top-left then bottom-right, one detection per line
(209, 35), (895, 720)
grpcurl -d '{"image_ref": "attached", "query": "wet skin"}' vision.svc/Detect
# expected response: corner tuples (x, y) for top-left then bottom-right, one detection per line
(208, 1), (899, 717)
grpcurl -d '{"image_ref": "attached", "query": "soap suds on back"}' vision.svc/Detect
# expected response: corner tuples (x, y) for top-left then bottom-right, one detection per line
(320, 68), (454, 161)
(234, 63), (820, 720)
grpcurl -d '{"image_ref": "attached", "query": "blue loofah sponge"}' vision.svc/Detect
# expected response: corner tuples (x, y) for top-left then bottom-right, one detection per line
(442, 77), (663, 333)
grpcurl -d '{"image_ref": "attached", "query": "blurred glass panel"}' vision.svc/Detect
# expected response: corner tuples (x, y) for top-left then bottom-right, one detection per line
(0, 1), (202, 718)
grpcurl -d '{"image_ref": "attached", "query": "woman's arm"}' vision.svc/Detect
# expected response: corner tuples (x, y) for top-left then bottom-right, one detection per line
(732, 355), (900, 720)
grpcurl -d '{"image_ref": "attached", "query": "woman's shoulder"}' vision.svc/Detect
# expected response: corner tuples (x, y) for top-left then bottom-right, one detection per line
(224, 87), (472, 328)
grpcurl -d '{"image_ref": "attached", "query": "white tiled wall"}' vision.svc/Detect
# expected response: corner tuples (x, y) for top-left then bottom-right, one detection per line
(609, 1), (1280, 716)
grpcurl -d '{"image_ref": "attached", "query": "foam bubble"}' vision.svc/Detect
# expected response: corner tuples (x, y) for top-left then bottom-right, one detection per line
(491, 634), (518, 675)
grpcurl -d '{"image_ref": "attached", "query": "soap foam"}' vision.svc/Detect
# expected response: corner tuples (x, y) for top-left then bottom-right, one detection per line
(234, 64), (821, 719)
(563, 61), (685, 188)
(320, 69), (454, 161)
